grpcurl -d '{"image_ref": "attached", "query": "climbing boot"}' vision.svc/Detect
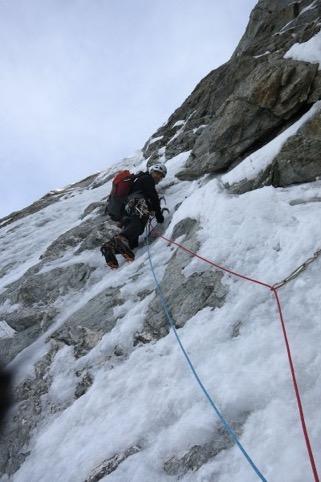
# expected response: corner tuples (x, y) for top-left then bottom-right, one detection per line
(100, 242), (119, 269)
(114, 235), (135, 262)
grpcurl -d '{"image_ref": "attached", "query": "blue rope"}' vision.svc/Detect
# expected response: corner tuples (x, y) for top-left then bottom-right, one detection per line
(145, 228), (268, 482)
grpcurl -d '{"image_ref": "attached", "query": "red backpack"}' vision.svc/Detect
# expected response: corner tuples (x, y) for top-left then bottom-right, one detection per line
(105, 170), (135, 220)
(111, 170), (135, 198)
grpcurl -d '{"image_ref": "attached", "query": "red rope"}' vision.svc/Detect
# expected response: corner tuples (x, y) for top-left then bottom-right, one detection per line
(160, 234), (273, 289)
(155, 230), (320, 482)
(272, 288), (320, 482)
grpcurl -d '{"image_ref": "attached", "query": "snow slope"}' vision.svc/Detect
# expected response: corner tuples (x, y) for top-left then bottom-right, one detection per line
(1, 144), (320, 481)
(2, 7), (321, 482)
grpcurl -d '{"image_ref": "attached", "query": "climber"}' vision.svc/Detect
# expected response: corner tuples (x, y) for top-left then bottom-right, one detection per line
(101, 163), (167, 269)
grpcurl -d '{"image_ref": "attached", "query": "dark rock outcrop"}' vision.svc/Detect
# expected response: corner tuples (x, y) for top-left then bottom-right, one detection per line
(226, 106), (321, 193)
(143, 0), (321, 187)
(178, 57), (319, 180)
(143, 55), (264, 164)
(234, 0), (321, 58)
(271, 107), (321, 186)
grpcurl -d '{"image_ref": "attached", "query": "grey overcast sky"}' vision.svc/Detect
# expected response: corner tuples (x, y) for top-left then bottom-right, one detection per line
(0, 0), (257, 218)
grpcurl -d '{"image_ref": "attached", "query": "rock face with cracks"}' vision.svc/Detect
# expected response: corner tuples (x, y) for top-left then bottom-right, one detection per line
(144, 0), (321, 190)
(271, 108), (321, 186)
(227, 108), (321, 194)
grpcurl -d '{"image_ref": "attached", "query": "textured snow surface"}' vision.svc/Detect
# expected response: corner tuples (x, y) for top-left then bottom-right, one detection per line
(1, 150), (321, 482)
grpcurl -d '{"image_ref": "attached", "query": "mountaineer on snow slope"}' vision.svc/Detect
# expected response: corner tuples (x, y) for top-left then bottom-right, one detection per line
(100, 162), (167, 269)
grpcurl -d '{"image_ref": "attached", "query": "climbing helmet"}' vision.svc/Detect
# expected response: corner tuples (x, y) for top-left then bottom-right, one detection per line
(149, 163), (167, 178)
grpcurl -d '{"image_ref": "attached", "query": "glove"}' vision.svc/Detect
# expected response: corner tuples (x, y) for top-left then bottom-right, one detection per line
(156, 212), (164, 224)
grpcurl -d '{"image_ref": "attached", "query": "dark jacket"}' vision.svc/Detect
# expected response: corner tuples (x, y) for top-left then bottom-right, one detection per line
(129, 172), (163, 220)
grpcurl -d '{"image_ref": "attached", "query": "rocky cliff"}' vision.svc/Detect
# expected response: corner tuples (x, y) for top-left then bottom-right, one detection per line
(1, 1), (321, 481)
(144, 0), (321, 188)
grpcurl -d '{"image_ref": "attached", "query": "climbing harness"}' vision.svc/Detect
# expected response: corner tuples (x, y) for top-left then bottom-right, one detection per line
(125, 198), (150, 218)
(145, 223), (268, 482)
(146, 220), (320, 482)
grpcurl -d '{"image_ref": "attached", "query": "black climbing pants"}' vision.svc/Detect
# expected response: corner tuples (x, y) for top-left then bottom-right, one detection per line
(120, 215), (149, 249)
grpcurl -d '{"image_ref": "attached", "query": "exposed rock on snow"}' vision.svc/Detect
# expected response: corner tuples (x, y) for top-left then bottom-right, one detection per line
(0, 343), (60, 475)
(269, 108), (321, 185)
(163, 425), (240, 477)
(0, 262), (96, 364)
(223, 102), (321, 193)
(50, 286), (123, 358)
(75, 370), (94, 399)
(0, 307), (57, 365)
(85, 446), (141, 482)
(80, 201), (106, 220)
(234, 0), (321, 58)
(136, 218), (228, 342)
(178, 58), (318, 180)
(2, 263), (94, 307)
(40, 214), (117, 261)
(144, 0), (321, 186)
(143, 55), (264, 165)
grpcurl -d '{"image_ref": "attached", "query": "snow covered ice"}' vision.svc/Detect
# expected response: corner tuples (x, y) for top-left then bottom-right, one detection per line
(0, 146), (320, 482)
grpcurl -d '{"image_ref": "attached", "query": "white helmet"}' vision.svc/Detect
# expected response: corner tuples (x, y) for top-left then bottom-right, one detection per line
(149, 163), (167, 178)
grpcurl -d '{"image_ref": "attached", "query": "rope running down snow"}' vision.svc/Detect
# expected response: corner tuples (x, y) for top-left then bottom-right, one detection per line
(145, 225), (268, 482)
(147, 223), (320, 482)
